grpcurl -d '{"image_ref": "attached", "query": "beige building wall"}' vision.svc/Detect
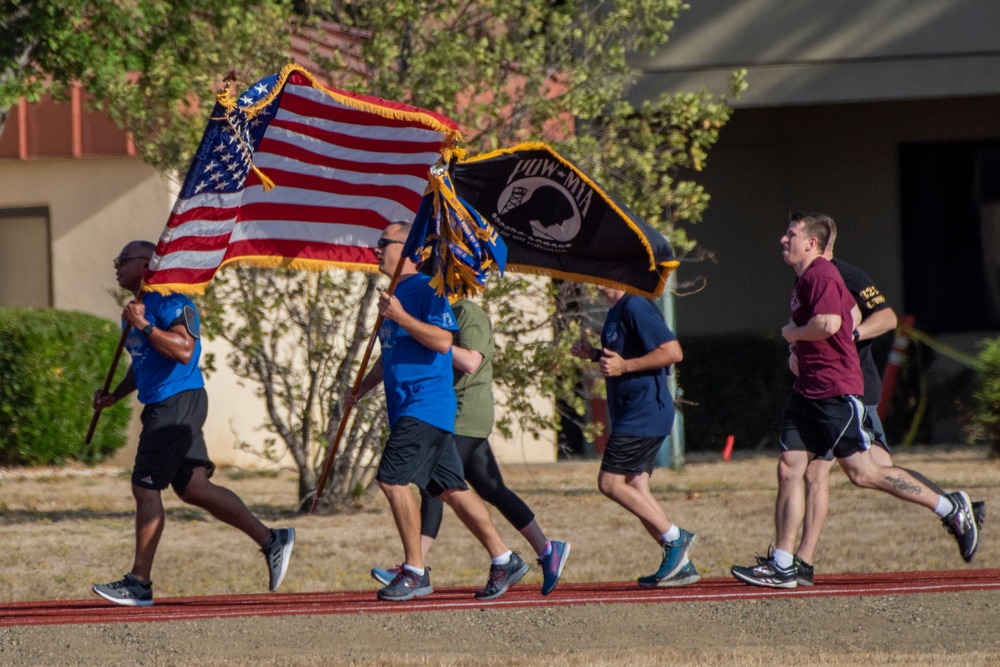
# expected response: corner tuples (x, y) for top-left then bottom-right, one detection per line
(493, 376), (558, 464)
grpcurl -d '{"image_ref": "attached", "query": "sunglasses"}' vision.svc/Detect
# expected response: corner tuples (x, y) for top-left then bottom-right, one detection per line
(113, 255), (145, 269)
(376, 238), (405, 249)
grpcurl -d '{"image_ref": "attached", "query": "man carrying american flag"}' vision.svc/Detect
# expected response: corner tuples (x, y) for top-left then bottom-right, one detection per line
(91, 240), (295, 607)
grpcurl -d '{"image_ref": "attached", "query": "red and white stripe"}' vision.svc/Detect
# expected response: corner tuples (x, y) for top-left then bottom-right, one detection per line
(145, 70), (458, 292)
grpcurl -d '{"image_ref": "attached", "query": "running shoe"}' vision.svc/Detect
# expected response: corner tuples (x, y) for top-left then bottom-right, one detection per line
(538, 541), (571, 595)
(475, 552), (529, 601)
(731, 555), (797, 589)
(638, 559), (700, 587)
(371, 565), (402, 586)
(378, 567), (433, 601)
(794, 556), (814, 586)
(973, 500), (986, 532)
(942, 491), (979, 563)
(262, 527), (295, 591)
(644, 528), (697, 583)
(92, 573), (154, 607)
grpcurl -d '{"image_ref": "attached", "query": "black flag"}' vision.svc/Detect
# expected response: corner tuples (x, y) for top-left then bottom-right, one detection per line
(450, 143), (678, 298)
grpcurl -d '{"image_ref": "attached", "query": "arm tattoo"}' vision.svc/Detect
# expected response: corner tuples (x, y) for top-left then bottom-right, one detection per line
(885, 474), (921, 495)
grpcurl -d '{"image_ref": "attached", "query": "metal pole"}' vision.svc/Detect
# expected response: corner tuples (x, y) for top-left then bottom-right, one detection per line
(656, 271), (684, 469)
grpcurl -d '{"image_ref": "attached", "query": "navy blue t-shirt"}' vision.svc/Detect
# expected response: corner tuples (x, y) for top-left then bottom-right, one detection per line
(377, 273), (459, 431)
(601, 295), (677, 437)
(124, 291), (204, 404)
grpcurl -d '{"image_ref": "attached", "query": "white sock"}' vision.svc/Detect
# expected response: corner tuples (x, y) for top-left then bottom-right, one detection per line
(661, 524), (681, 544)
(934, 494), (955, 518)
(772, 549), (794, 569)
(491, 550), (512, 566)
(402, 563), (424, 576)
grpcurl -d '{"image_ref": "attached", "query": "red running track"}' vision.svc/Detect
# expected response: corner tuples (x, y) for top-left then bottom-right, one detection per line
(2, 569), (998, 628)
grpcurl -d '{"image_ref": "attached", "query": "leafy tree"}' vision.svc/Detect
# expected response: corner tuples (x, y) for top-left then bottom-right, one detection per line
(3, 0), (742, 511)
(0, 0), (293, 168)
(199, 268), (388, 509)
(203, 0), (743, 511)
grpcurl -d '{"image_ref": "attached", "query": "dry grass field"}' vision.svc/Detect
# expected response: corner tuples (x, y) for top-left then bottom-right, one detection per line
(2, 445), (999, 665)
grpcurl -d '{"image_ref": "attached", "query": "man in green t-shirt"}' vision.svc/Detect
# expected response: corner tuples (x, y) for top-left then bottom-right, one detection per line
(372, 298), (571, 595)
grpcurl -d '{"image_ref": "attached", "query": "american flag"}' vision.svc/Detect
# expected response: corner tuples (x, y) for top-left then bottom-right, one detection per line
(142, 64), (462, 294)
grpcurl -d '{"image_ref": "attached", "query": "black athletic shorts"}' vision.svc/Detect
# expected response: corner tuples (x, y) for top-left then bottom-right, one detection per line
(601, 434), (666, 476)
(133, 388), (215, 496)
(780, 391), (875, 460)
(376, 417), (468, 497)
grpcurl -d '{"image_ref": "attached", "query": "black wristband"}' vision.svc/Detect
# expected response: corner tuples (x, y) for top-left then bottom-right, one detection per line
(852, 328), (860, 343)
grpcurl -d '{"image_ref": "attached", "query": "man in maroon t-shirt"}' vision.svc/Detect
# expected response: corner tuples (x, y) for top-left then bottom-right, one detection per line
(731, 212), (980, 589)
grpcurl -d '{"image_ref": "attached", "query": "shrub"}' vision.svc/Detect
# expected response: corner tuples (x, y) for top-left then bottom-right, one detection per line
(970, 337), (1000, 456)
(0, 308), (131, 465)
(678, 333), (794, 453)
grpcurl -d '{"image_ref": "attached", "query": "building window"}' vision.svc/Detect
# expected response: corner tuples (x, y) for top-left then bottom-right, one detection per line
(0, 207), (51, 307)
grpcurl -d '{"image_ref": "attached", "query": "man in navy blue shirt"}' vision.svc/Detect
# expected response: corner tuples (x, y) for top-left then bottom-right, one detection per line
(571, 285), (698, 587)
(91, 241), (294, 607)
(348, 222), (528, 602)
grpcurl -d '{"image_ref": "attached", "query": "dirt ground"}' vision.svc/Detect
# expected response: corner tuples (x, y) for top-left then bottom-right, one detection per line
(2, 447), (1000, 665)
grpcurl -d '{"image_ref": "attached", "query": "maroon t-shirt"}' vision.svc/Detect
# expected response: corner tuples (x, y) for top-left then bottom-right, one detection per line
(790, 257), (864, 399)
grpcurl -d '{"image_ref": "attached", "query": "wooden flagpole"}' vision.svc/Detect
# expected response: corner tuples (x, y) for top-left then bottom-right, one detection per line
(84, 327), (130, 444)
(309, 259), (405, 513)
(85, 292), (144, 445)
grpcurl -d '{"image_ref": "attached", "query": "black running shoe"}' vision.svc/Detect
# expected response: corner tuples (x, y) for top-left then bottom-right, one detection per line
(475, 552), (529, 601)
(92, 573), (154, 607)
(732, 555), (797, 589)
(973, 500), (986, 532)
(794, 556), (814, 586)
(942, 491), (979, 563)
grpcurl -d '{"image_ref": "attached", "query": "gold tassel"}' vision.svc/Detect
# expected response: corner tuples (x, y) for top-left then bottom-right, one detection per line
(252, 165), (275, 192)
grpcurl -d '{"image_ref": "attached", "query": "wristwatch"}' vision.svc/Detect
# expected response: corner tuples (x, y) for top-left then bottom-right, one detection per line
(142, 323), (155, 337)
(852, 328), (860, 342)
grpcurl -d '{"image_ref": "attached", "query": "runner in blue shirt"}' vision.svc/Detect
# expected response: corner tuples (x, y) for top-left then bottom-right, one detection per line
(347, 221), (528, 602)
(571, 285), (699, 587)
(91, 240), (294, 607)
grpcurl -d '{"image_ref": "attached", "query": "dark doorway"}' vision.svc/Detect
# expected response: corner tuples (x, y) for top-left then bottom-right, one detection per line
(899, 140), (1000, 332)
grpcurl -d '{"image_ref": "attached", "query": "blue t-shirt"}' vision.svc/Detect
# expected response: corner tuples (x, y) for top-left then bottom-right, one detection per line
(124, 291), (204, 405)
(601, 294), (677, 437)
(377, 274), (459, 431)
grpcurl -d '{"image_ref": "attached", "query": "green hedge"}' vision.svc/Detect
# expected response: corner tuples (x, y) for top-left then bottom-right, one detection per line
(0, 308), (131, 465)
(678, 333), (795, 453)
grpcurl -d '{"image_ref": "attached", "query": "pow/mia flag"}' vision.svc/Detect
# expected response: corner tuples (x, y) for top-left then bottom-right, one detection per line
(449, 143), (678, 299)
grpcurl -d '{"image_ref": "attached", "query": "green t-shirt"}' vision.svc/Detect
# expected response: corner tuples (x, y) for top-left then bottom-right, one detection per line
(452, 300), (495, 438)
